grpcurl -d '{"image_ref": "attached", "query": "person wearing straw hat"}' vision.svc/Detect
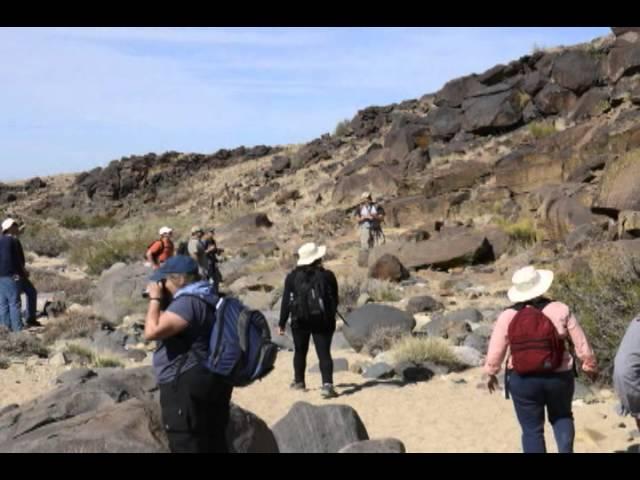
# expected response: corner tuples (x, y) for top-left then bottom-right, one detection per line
(0, 219), (26, 331)
(355, 192), (385, 252)
(484, 265), (598, 453)
(278, 242), (339, 399)
(187, 226), (208, 279)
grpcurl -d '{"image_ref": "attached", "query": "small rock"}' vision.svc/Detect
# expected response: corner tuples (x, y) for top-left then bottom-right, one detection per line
(452, 378), (468, 385)
(357, 293), (372, 307)
(49, 352), (68, 367)
(349, 360), (371, 374)
(362, 362), (395, 379)
(618, 422), (627, 429)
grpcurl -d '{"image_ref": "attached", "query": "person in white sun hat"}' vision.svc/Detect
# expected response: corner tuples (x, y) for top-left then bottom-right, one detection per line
(484, 265), (598, 453)
(278, 242), (339, 399)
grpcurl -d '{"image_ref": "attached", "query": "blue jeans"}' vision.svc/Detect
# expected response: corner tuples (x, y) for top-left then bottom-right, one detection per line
(17, 277), (37, 324)
(0, 277), (22, 332)
(508, 370), (575, 453)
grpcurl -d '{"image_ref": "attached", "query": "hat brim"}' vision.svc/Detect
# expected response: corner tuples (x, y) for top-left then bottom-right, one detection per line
(148, 270), (168, 282)
(507, 270), (554, 303)
(297, 245), (327, 266)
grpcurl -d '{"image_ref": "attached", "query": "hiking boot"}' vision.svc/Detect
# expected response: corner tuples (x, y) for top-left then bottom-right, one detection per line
(25, 319), (42, 328)
(321, 384), (338, 399)
(290, 381), (306, 391)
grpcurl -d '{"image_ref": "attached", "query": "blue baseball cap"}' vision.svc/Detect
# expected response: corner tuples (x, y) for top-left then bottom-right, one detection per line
(149, 255), (199, 282)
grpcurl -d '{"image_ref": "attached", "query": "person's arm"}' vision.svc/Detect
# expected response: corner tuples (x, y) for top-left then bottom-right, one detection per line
(143, 283), (189, 341)
(564, 307), (598, 378)
(484, 310), (513, 392)
(278, 273), (293, 334)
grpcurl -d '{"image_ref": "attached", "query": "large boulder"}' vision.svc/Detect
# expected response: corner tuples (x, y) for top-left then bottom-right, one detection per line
(569, 87), (611, 121)
(611, 27), (640, 37)
(332, 166), (399, 205)
(368, 254), (410, 283)
(422, 308), (480, 345)
(0, 367), (278, 453)
(618, 210), (640, 238)
(435, 75), (484, 108)
(221, 212), (273, 233)
(461, 89), (523, 134)
(384, 123), (430, 162)
(339, 438), (406, 453)
(522, 70), (547, 96)
(423, 161), (491, 198)
(607, 44), (640, 82)
(384, 195), (449, 229)
(597, 152), (640, 211)
(426, 106), (463, 140)
(533, 188), (597, 242)
(369, 232), (495, 272)
(342, 304), (416, 353)
(551, 50), (601, 94)
(350, 106), (394, 138)
(534, 83), (578, 115)
(337, 144), (384, 177)
(93, 262), (150, 324)
(272, 402), (369, 453)
(406, 296), (444, 314)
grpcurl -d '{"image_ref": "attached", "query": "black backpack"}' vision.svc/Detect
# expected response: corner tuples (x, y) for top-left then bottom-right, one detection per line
(291, 268), (333, 325)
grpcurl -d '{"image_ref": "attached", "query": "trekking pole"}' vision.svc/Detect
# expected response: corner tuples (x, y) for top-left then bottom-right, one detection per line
(336, 310), (350, 327)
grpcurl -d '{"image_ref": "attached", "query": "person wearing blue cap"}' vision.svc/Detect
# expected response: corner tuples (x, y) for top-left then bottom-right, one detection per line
(143, 255), (232, 453)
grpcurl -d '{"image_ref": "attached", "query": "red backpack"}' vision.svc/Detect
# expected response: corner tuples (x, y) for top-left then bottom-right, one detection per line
(507, 306), (565, 375)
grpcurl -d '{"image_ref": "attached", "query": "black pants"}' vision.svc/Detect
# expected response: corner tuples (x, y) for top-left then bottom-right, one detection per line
(159, 366), (233, 453)
(292, 327), (334, 385)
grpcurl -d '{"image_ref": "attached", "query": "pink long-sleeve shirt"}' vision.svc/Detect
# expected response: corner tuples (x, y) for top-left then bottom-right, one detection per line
(484, 301), (598, 376)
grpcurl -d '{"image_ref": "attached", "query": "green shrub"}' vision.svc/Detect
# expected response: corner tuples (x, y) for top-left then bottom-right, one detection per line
(528, 121), (557, 139)
(391, 336), (463, 369)
(21, 221), (69, 257)
(550, 270), (640, 384)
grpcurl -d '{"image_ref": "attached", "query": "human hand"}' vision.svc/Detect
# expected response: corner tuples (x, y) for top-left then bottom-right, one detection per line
(487, 375), (499, 394)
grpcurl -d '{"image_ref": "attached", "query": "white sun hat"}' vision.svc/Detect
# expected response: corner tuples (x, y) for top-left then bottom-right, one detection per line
(297, 242), (327, 266)
(158, 226), (173, 236)
(1, 218), (18, 232)
(507, 266), (555, 303)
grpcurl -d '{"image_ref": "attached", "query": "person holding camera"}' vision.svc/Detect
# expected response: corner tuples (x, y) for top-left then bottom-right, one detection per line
(143, 255), (232, 453)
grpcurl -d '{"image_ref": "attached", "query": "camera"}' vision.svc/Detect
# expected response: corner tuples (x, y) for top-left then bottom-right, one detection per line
(141, 290), (150, 299)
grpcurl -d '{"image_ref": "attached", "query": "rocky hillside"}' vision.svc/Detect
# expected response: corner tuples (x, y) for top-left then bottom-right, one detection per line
(1, 27), (640, 453)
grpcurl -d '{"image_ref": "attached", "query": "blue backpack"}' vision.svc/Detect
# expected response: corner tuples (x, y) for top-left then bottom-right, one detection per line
(175, 286), (278, 387)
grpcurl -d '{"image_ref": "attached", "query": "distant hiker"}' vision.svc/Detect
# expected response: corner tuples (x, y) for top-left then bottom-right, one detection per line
(146, 226), (174, 270)
(187, 226), (208, 278)
(0, 219), (26, 331)
(613, 317), (640, 432)
(203, 228), (223, 286)
(1, 218), (39, 329)
(355, 192), (385, 252)
(279, 242), (339, 399)
(144, 255), (232, 453)
(484, 266), (598, 453)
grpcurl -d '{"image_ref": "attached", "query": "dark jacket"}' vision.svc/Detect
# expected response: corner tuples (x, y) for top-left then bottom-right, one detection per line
(279, 265), (339, 332)
(0, 234), (25, 277)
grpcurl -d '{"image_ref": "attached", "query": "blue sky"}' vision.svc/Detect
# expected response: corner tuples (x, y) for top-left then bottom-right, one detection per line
(0, 27), (610, 181)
